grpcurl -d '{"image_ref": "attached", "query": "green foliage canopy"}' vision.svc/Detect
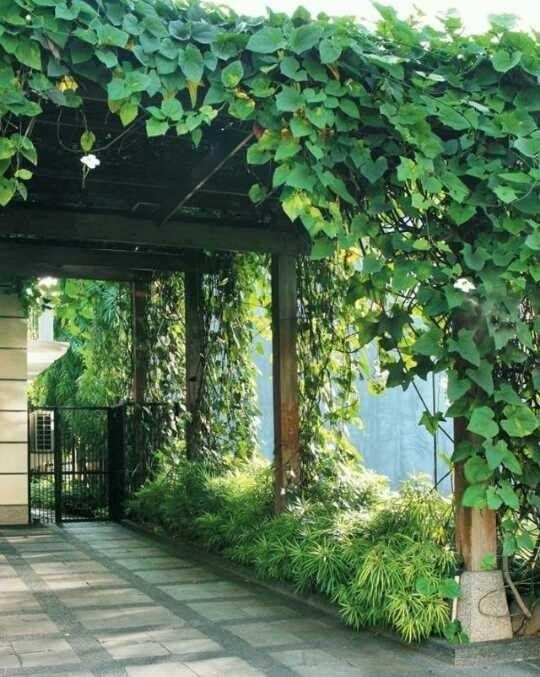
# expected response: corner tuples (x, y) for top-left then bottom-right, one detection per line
(1, 1), (539, 542)
(31, 279), (132, 406)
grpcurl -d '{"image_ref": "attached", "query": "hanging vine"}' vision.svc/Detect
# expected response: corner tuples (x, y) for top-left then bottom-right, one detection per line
(144, 272), (186, 403)
(192, 253), (261, 462)
(297, 252), (364, 485)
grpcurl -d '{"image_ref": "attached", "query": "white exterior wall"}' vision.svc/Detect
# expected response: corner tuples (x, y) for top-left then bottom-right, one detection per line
(0, 292), (28, 525)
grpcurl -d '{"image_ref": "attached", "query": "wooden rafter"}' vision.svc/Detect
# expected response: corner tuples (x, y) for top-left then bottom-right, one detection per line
(0, 260), (145, 282)
(0, 208), (308, 256)
(0, 241), (215, 276)
(158, 132), (255, 226)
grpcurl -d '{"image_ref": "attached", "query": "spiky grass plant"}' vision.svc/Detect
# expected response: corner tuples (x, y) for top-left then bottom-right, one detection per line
(386, 591), (450, 643)
(290, 536), (352, 597)
(248, 512), (300, 580)
(336, 532), (457, 641)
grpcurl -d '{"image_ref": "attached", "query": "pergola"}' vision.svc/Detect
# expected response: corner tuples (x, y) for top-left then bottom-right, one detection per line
(0, 94), (308, 509)
(0, 73), (518, 644)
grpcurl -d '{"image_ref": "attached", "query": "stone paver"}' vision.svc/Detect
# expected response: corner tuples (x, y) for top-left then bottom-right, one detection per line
(0, 523), (538, 676)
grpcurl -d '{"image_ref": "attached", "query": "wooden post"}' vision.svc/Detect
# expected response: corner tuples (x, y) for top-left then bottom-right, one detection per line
(185, 269), (204, 459)
(452, 309), (512, 641)
(131, 279), (149, 403)
(271, 254), (300, 513)
(131, 279), (149, 485)
(451, 307), (498, 571)
(454, 418), (497, 571)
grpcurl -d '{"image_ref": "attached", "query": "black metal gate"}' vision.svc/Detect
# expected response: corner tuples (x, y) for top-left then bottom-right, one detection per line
(28, 402), (181, 524)
(28, 406), (124, 524)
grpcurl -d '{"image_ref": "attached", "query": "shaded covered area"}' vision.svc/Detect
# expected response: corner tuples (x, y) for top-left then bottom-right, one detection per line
(0, 0), (537, 654)
(0, 93), (308, 512)
(0, 97), (308, 282)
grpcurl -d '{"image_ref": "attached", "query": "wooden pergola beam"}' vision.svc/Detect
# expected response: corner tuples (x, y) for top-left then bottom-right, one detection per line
(0, 241), (214, 275)
(0, 208), (309, 256)
(0, 259), (143, 282)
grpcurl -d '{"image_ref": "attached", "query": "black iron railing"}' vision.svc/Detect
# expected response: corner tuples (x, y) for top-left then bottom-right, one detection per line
(29, 401), (182, 524)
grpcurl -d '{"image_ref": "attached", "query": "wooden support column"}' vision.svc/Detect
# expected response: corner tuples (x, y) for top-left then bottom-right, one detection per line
(271, 254), (300, 513)
(453, 418), (497, 571)
(452, 309), (512, 642)
(131, 279), (149, 487)
(185, 269), (204, 459)
(131, 279), (149, 403)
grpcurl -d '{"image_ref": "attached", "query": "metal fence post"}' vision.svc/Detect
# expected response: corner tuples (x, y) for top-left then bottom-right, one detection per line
(53, 408), (62, 524)
(108, 405), (126, 521)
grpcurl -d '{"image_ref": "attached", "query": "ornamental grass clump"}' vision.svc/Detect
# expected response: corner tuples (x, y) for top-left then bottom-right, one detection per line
(129, 457), (457, 643)
(334, 479), (456, 641)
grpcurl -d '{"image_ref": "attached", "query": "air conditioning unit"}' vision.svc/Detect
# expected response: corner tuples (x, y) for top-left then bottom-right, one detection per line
(29, 410), (54, 453)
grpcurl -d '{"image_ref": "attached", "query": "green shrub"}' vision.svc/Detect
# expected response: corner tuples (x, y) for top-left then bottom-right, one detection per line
(128, 455), (456, 643)
(367, 476), (453, 545)
(301, 452), (390, 511)
(128, 473), (169, 527)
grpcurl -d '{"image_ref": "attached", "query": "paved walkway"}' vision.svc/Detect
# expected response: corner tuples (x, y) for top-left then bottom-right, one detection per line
(0, 523), (538, 677)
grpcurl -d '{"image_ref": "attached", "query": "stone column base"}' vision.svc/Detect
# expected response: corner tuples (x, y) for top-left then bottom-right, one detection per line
(456, 570), (513, 642)
(0, 505), (29, 525)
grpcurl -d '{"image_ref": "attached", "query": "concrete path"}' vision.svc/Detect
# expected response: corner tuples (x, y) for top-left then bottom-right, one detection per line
(0, 523), (538, 677)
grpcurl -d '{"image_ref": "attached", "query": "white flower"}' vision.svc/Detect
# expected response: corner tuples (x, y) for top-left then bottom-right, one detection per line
(38, 277), (58, 288)
(453, 278), (476, 293)
(25, 14), (31, 21)
(80, 154), (100, 169)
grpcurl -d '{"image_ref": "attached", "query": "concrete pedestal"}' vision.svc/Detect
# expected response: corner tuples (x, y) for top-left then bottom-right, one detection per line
(456, 570), (513, 642)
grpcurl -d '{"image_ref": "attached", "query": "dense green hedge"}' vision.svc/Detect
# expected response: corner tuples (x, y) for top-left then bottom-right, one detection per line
(128, 454), (459, 642)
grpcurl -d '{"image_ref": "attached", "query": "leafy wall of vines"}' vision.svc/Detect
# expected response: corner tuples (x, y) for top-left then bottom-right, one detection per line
(144, 273), (186, 403)
(297, 253), (364, 487)
(1, 0), (539, 553)
(194, 254), (261, 461)
(30, 259), (262, 464)
(31, 279), (132, 406)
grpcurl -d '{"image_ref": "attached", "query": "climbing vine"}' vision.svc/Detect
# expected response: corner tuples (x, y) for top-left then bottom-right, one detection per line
(195, 253), (261, 461)
(1, 1), (539, 552)
(297, 252), (365, 489)
(144, 273), (186, 403)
